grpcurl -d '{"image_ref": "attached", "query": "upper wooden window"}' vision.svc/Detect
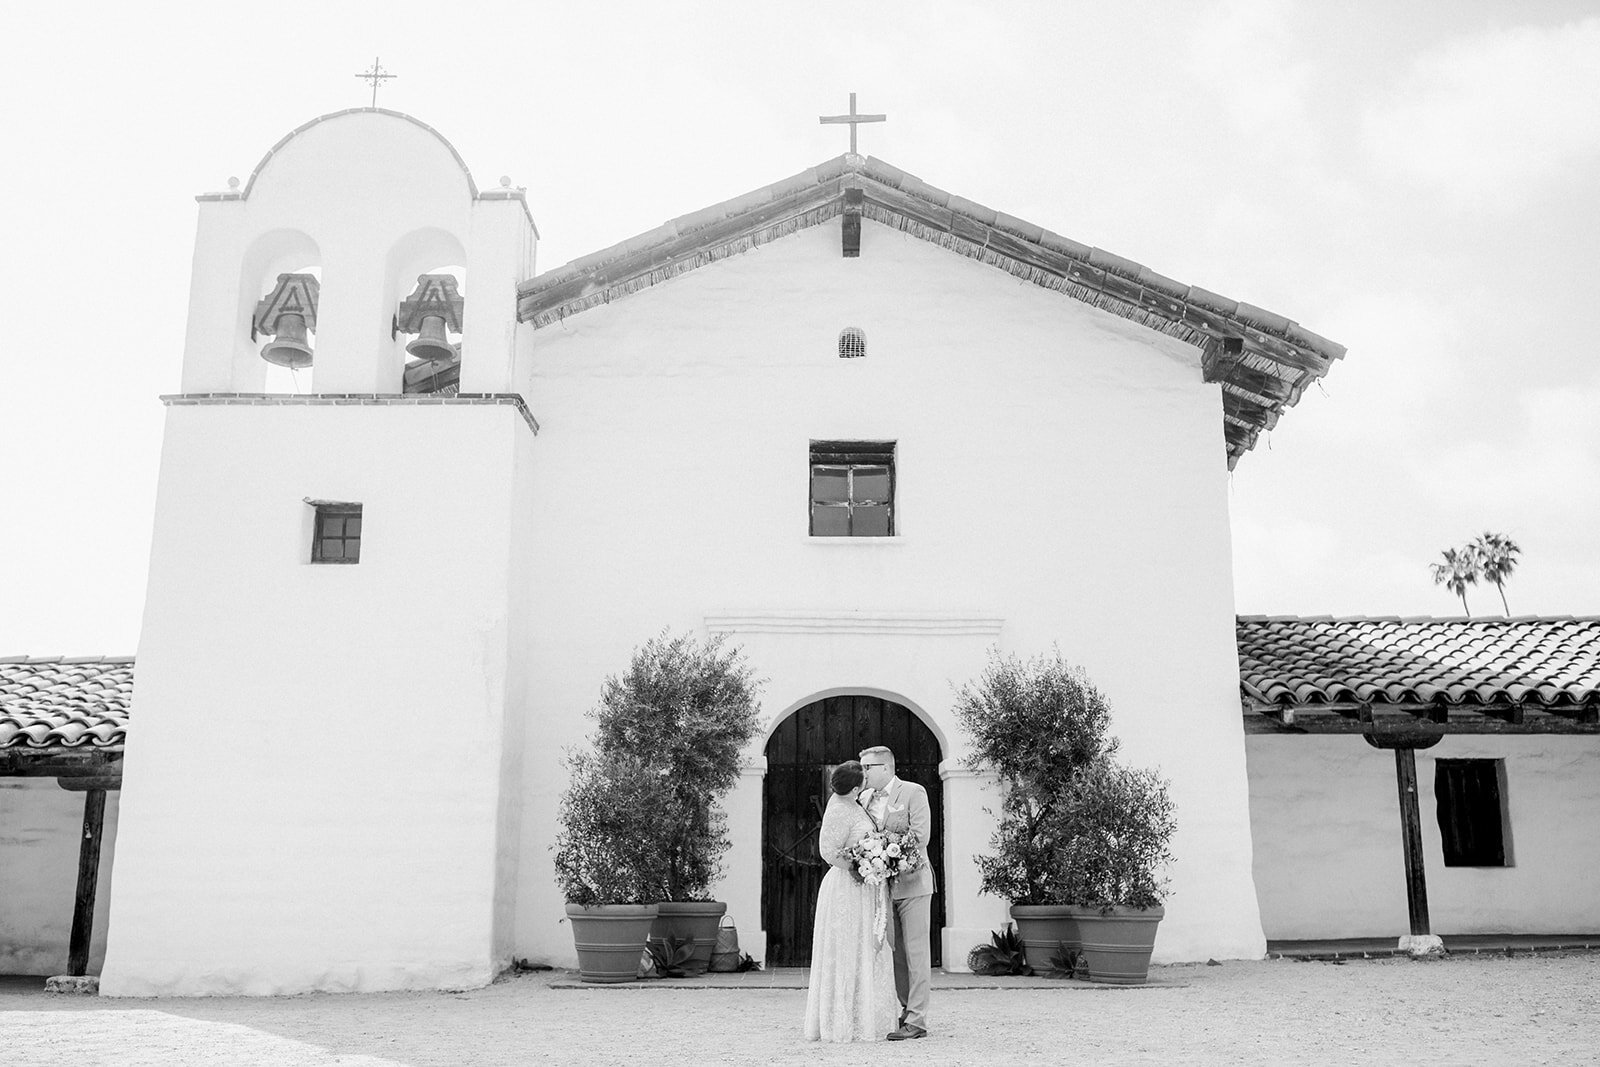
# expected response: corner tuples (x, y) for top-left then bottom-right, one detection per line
(1434, 758), (1508, 867)
(810, 441), (894, 537)
(312, 504), (362, 564)
(838, 327), (866, 359)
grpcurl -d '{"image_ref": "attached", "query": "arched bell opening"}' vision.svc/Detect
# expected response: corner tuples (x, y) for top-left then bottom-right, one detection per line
(385, 227), (467, 395)
(237, 229), (320, 394)
(760, 692), (946, 967)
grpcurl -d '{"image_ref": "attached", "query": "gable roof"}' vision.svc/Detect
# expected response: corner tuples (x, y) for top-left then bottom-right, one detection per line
(516, 154), (1345, 469)
(0, 657), (132, 750)
(1238, 616), (1600, 733)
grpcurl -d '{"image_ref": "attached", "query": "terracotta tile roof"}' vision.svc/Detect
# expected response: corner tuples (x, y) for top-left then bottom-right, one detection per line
(515, 154), (1344, 470)
(19, 620), (1590, 748)
(0, 657), (133, 749)
(1237, 616), (1600, 714)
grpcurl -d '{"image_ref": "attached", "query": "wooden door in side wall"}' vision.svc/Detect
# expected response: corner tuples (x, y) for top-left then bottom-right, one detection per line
(762, 694), (944, 967)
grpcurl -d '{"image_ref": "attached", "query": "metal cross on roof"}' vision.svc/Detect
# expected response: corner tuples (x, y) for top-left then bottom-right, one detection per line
(355, 57), (397, 107)
(819, 92), (886, 155)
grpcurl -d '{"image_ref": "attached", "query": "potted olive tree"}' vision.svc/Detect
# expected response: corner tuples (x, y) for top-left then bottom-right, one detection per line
(1052, 759), (1176, 984)
(588, 630), (762, 975)
(954, 649), (1118, 974)
(553, 749), (678, 983)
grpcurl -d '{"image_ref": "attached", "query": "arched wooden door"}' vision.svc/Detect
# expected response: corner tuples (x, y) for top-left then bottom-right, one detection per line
(762, 694), (944, 967)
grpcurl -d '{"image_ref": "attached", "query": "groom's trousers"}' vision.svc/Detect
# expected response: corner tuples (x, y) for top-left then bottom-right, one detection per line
(890, 892), (933, 1031)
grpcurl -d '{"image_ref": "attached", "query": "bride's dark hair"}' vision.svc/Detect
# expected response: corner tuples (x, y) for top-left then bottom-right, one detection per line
(830, 760), (864, 795)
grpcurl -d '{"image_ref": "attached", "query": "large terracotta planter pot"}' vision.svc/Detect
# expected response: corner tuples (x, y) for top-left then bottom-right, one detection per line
(650, 900), (727, 976)
(1077, 905), (1164, 985)
(566, 903), (658, 984)
(1009, 904), (1085, 974)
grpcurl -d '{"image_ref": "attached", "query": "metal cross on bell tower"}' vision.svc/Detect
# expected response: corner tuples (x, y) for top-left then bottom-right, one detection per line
(355, 57), (397, 107)
(819, 92), (886, 155)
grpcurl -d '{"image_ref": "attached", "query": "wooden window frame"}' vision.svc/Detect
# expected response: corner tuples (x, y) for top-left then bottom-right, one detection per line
(1434, 757), (1510, 867)
(809, 440), (895, 537)
(310, 502), (362, 565)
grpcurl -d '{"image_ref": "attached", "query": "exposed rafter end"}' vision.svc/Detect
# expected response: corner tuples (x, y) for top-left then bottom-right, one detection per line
(842, 187), (863, 258)
(1201, 336), (1245, 383)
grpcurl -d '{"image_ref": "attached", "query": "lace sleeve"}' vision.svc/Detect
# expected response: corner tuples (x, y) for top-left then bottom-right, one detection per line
(818, 798), (861, 869)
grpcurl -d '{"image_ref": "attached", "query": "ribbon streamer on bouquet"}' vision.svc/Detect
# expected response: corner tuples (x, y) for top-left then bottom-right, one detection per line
(874, 881), (889, 948)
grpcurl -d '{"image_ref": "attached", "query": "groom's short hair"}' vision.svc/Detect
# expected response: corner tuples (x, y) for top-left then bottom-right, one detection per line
(859, 745), (895, 771)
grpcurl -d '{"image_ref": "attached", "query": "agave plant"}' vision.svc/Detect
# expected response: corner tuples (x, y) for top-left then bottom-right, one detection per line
(1045, 941), (1083, 980)
(644, 934), (697, 978)
(967, 923), (1033, 976)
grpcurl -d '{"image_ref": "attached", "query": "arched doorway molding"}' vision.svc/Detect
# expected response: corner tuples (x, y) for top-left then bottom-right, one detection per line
(758, 686), (951, 755)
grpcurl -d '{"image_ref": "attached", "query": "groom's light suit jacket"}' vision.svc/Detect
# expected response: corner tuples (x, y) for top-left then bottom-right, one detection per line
(867, 778), (936, 901)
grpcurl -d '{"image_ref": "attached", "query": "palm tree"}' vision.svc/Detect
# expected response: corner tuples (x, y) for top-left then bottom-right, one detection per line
(1472, 532), (1521, 615)
(1429, 547), (1478, 616)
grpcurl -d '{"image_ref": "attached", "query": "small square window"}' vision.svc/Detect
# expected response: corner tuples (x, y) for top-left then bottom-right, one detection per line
(311, 503), (362, 564)
(810, 441), (895, 537)
(1434, 758), (1509, 867)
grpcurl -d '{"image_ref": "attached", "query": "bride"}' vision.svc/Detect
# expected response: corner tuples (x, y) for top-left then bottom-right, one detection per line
(803, 760), (897, 1042)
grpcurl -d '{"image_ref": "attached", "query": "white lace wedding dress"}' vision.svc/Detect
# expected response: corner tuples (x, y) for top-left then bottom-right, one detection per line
(802, 795), (898, 1042)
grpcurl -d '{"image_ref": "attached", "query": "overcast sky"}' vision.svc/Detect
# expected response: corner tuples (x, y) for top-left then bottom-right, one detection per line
(4, 1), (1597, 653)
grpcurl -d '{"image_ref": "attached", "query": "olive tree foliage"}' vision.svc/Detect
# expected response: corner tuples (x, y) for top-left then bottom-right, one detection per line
(553, 750), (680, 906)
(1054, 761), (1175, 909)
(955, 648), (1176, 908)
(954, 649), (1118, 905)
(554, 630), (763, 904)
(955, 649), (1119, 794)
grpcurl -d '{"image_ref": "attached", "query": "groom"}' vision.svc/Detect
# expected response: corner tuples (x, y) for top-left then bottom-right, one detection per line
(858, 745), (934, 1041)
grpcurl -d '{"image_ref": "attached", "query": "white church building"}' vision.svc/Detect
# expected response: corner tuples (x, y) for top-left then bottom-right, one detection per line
(3, 108), (1597, 996)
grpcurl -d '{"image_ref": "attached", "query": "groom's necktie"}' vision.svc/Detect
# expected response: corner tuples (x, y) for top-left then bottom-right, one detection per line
(866, 787), (890, 827)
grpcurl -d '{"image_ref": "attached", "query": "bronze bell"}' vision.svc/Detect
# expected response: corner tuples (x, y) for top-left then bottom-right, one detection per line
(397, 274), (465, 365)
(254, 273), (320, 369)
(405, 314), (455, 363)
(261, 312), (314, 369)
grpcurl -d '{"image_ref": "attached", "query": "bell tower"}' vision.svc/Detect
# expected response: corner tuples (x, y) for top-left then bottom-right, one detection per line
(102, 110), (541, 996)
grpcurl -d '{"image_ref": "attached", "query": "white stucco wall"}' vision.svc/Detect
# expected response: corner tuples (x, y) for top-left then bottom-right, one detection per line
(101, 403), (534, 996)
(0, 780), (119, 974)
(512, 218), (1264, 967)
(1247, 734), (1600, 939)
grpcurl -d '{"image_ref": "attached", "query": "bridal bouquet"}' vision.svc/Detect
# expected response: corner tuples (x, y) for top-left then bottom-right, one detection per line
(845, 828), (922, 887)
(845, 828), (922, 946)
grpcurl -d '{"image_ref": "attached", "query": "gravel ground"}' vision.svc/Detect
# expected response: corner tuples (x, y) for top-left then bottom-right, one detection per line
(3, 954), (1596, 1066)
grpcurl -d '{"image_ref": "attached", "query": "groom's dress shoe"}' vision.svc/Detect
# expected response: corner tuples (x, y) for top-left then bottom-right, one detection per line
(886, 1025), (927, 1041)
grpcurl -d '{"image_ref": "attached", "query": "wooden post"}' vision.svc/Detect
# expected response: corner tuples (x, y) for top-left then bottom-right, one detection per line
(67, 788), (106, 977)
(1393, 748), (1430, 936)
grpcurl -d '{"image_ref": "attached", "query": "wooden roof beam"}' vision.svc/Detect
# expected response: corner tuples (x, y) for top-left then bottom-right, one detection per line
(1241, 704), (1600, 734)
